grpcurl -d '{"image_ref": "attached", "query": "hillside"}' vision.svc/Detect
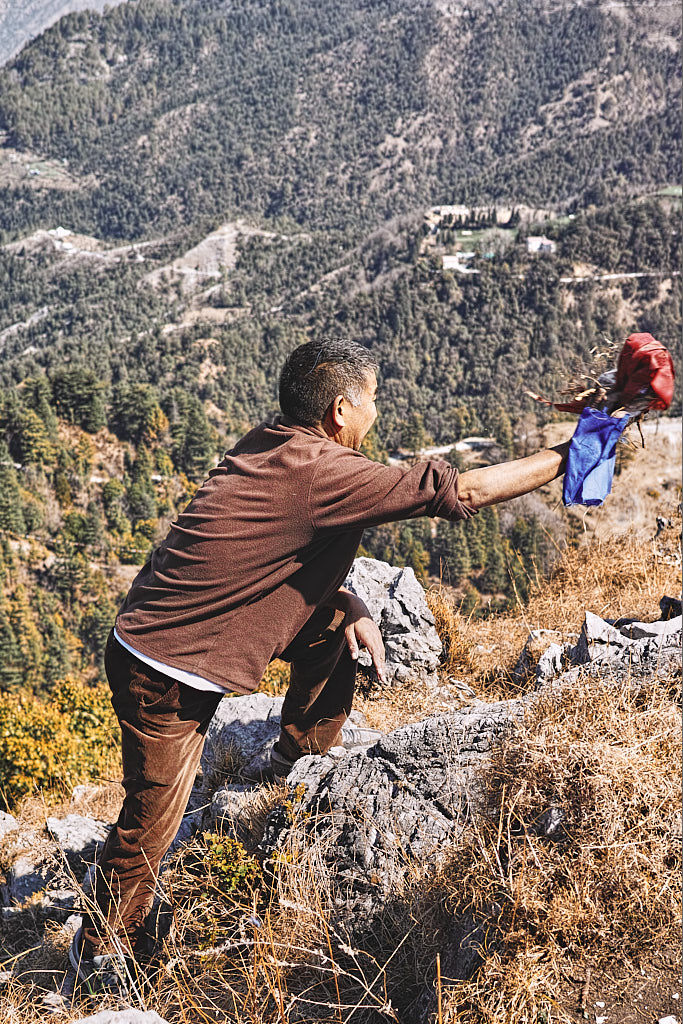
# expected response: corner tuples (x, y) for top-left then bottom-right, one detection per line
(0, 518), (679, 1023)
(0, 0), (679, 241)
(0, 0), (128, 69)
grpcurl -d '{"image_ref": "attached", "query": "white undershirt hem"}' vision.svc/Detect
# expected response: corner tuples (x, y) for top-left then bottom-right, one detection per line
(113, 629), (227, 695)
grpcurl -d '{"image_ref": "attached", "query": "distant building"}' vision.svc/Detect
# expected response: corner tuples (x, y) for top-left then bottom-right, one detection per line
(527, 235), (556, 254)
(442, 254), (480, 274)
(431, 204), (470, 219)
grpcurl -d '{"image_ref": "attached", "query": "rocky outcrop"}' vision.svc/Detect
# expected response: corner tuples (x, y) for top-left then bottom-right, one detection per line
(0, 574), (678, 1017)
(256, 600), (681, 939)
(532, 600), (682, 687)
(260, 699), (522, 914)
(343, 557), (442, 686)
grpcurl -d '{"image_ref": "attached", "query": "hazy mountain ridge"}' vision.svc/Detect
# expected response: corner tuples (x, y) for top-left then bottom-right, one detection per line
(0, 0), (128, 69)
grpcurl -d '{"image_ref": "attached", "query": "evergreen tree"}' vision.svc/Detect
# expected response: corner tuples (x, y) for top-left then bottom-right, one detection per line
(0, 444), (26, 534)
(173, 397), (216, 479)
(15, 409), (56, 467)
(50, 367), (106, 432)
(23, 377), (58, 437)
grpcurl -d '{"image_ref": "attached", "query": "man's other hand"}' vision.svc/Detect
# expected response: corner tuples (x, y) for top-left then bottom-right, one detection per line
(331, 589), (387, 684)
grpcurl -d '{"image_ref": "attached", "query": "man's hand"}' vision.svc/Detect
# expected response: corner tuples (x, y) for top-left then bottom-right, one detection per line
(329, 588), (387, 684)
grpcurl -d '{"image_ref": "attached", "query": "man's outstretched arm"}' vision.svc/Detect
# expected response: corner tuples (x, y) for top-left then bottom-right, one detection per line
(457, 441), (570, 510)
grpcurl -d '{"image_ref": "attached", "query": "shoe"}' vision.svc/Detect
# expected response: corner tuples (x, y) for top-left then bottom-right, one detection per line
(68, 926), (143, 1001)
(269, 724), (383, 778)
(339, 723), (383, 750)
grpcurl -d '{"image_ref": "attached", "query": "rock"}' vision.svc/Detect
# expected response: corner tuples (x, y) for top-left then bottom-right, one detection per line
(0, 810), (18, 840)
(659, 595), (682, 620)
(512, 630), (564, 684)
(619, 614), (682, 640)
(209, 784), (258, 830)
(1, 840), (54, 906)
(535, 642), (568, 682)
(533, 604), (682, 688)
(201, 693), (284, 789)
(46, 815), (109, 861)
(570, 610), (633, 665)
(72, 1012), (169, 1024)
(261, 700), (523, 905)
(344, 557), (442, 686)
(1, 816), (111, 909)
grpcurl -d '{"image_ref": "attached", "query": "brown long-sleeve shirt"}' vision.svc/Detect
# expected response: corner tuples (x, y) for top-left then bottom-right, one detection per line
(115, 416), (475, 694)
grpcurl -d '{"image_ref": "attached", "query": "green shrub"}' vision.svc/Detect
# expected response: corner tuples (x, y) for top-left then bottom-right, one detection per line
(0, 678), (119, 807)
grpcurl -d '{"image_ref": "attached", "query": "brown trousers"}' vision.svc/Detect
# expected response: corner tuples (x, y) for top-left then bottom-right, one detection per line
(82, 607), (355, 957)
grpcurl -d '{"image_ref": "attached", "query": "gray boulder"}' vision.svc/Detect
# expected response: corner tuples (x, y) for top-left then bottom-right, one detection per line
(261, 699), (522, 905)
(201, 693), (284, 789)
(531, 607), (682, 688)
(343, 557), (442, 686)
(46, 815), (109, 861)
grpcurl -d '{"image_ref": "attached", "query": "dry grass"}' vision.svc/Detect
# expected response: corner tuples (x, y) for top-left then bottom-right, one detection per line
(432, 672), (681, 1023)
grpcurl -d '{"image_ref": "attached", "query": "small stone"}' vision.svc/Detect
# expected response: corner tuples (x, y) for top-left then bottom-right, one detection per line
(658, 1017), (678, 1024)
(41, 990), (69, 1015)
(0, 810), (18, 840)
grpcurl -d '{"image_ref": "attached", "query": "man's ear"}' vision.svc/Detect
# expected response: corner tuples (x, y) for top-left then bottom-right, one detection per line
(329, 393), (346, 429)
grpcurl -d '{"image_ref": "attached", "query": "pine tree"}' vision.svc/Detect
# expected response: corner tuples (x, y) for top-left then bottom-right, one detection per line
(16, 409), (56, 467)
(174, 397), (216, 479)
(23, 377), (58, 437)
(0, 445), (26, 534)
(481, 542), (507, 593)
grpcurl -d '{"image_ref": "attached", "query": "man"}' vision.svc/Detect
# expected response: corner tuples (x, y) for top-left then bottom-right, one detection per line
(71, 338), (569, 992)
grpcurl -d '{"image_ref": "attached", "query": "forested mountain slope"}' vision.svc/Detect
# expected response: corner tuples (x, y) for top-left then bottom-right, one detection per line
(0, 0), (679, 701)
(1, 198), (680, 446)
(0, 0), (679, 240)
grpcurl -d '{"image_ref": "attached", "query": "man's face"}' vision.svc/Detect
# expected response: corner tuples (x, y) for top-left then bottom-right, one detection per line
(345, 372), (378, 450)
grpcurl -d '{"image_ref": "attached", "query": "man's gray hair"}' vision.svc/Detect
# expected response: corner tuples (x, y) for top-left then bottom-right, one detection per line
(279, 338), (378, 425)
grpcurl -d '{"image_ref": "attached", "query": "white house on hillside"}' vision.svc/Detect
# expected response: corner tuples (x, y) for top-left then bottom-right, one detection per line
(527, 235), (556, 254)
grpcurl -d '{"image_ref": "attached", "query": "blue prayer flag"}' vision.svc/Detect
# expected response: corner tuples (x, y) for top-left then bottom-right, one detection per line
(563, 408), (630, 507)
